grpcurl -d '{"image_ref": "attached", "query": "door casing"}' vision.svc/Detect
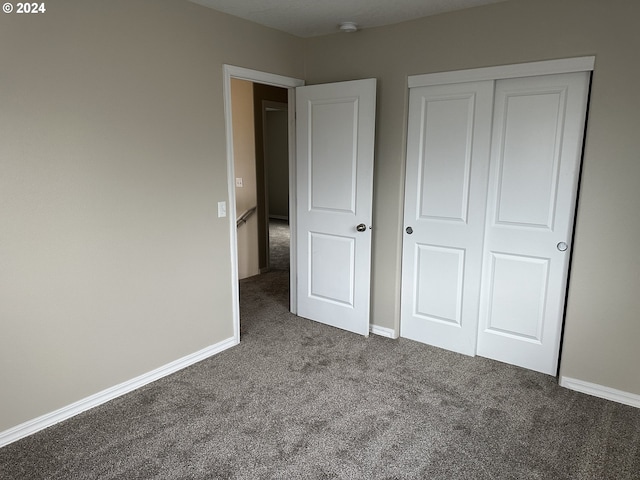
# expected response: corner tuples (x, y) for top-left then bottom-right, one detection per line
(223, 65), (304, 344)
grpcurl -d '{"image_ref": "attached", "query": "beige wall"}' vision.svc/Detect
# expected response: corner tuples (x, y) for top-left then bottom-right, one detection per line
(231, 79), (260, 279)
(303, 0), (640, 395)
(0, 0), (303, 432)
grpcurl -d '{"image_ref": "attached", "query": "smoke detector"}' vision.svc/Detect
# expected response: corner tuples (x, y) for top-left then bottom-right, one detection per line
(339, 22), (358, 33)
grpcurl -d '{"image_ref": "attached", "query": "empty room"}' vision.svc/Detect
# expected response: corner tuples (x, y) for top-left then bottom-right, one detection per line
(1, 0), (639, 478)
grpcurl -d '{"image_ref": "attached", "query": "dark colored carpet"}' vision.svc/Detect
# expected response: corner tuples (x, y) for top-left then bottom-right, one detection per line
(268, 218), (289, 272)
(1, 233), (639, 478)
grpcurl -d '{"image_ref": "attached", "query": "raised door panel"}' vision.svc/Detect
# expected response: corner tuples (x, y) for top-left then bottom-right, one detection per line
(414, 244), (465, 325)
(419, 95), (474, 223)
(309, 99), (358, 213)
(308, 232), (355, 307)
(494, 89), (566, 229)
(485, 253), (549, 342)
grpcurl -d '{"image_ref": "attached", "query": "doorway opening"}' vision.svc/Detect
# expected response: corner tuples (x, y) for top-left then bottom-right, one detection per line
(225, 66), (376, 340)
(231, 80), (289, 278)
(223, 65), (304, 343)
(262, 101), (290, 273)
(232, 80), (289, 334)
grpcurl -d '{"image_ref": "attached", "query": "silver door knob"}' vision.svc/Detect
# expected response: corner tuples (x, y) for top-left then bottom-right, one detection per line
(557, 242), (568, 251)
(406, 226), (413, 234)
(356, 223), (367, 232)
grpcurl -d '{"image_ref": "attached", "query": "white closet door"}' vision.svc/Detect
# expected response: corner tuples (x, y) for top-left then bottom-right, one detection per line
(476, 72), (590, 374)
(400, 81), (494, 355)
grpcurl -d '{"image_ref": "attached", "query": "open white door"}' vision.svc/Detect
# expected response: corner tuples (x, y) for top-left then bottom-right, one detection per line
(295, 79), (376, 336)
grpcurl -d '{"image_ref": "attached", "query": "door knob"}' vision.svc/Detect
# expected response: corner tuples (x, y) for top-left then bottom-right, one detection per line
(557, 242), (568, 252)
(356, 223), (367, 232)
(406, 226), (413, 234)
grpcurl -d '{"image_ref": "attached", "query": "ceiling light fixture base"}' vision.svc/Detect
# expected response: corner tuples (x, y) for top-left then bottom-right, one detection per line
(339, 21), (358, 33)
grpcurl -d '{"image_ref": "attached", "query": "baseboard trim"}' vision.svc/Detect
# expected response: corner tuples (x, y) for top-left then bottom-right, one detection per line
(0, 336), (238, 448)
(268, 215), (288, 221)
(559, 376), (640, 409)
(370, 324), (398, 339)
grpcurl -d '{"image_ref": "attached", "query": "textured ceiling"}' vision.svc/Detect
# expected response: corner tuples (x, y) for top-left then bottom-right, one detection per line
(190, 0), (511, 38)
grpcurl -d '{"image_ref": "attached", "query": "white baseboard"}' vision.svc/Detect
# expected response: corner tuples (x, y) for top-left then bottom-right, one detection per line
(559, 376), (640, 409)
(370, 324), (398, 339)
(0, 336), (238, 448)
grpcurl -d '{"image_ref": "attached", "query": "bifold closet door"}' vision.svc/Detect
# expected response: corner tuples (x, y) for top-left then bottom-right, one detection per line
(476, 72), (590, 375)
(400, 81), (494, 355)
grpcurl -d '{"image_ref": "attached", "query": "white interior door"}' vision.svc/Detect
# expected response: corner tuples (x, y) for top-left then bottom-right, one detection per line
(477, 72), (590, 375)
(296, 79), (376, 336)
(400, 81), (495, 354)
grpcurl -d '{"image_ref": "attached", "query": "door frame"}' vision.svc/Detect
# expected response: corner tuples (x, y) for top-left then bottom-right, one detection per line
(223, 65), (304, 343)
(408, 56), (595, 88)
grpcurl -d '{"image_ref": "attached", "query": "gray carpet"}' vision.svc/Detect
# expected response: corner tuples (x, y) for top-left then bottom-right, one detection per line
(1, 267), (639, 479)
(268, 219), (289, 272)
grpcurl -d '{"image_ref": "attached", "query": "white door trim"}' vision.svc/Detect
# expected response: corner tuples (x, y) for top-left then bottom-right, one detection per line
(222, 65), (304, 343)
(408, 56), (595, 88)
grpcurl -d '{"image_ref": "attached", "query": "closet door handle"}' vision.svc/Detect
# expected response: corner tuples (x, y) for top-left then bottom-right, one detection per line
(406, 226), (413, 234)
(356, 223), (367, 232)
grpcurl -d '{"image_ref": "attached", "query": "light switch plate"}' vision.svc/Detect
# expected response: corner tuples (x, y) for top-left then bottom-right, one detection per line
(217, 201), (226, 218)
